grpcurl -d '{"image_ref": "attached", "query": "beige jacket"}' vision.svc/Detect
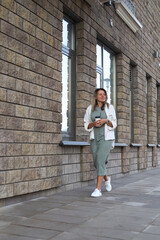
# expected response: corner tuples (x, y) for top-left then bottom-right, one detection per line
(84, 104), (117, 148)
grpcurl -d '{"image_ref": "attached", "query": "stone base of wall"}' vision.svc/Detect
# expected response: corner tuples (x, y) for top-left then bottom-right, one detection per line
(0, 178), (96, 207)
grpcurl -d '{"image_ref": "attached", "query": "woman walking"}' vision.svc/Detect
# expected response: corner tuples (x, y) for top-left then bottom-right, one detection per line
(84, 88), (117, 197)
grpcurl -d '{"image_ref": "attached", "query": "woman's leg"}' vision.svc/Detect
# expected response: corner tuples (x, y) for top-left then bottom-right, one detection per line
(97, 175), (109, 190)
(104, 175), (112, 192)
(96, 176), (104, 190)
(104, 175), (109, 181)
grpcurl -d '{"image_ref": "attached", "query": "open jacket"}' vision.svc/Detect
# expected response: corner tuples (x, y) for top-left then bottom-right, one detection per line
(84, 104), (117, 148)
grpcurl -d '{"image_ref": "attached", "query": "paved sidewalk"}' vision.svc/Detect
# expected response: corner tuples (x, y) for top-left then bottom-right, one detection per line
(0, 168), (160, 240)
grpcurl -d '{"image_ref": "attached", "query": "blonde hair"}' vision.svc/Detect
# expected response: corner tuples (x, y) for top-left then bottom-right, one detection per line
(91, 88), (109, 112)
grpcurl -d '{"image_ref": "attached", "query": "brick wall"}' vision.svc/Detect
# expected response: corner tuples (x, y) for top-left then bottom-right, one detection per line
(0, 0), (160, 205)
(0, 0), (63, 201)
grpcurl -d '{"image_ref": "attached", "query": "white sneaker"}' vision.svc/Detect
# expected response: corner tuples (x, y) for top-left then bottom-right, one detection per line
(105, 176), (112, 192)
(91, 188), (102, 197)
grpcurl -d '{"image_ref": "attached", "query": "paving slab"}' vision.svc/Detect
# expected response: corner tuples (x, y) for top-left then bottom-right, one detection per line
(45, 207), (100, 218)
(0, 204), (42, 218)
(31, 212), (88, 224)
(132, 233), (160, 240)
(70, 225), (139, 240)
(0, 168), (160, 240)
(0, 233), (43, 240)
(14, 218), (75, 232)
(152, 216), (160, 225)
(49, 231), (119, 240)
(0, 225), (60, 239)
(77, 214), (150, 232)
(143, 225), (160, 234)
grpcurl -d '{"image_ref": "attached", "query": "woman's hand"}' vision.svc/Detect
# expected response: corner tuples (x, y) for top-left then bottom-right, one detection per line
(88, 121), (100, 129)
(96, 119), (113, 127)
(95, 119), (104, 127)
(88, 119), (113, 129)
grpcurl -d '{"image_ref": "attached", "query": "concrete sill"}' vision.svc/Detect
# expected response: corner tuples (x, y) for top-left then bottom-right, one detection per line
(157, 144), (160, 148)
(114, 143), (128, 147)
(130, 143), (142, 147)
(147, 144), (156, 147)
(60, 141), (129, 147)
(59, 141), (90, 146)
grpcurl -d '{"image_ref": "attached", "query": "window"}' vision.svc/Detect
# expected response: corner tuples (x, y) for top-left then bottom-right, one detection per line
(61, 17), (76, 140)
(146, 76), (150, 144)
(121, 0), (135, 14)
(130, 63), (137, 143)
(157, 84), (160, 144)
(96, 43), (116, 107)
(130, 65), (134, 142)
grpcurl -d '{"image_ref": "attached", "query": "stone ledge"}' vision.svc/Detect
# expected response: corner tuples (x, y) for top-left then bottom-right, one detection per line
(60, 141), (128, 147)
(147, 144), (156, 147)
(114, 143), (128, 147)
(130, 143), (142, 147)
(59, 141), (90, 146)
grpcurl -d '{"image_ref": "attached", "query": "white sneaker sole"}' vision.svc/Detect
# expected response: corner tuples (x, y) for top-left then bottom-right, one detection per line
(91, 194), (102, 198)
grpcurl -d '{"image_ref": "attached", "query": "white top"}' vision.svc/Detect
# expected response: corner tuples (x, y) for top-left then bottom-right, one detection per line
(84, 104), (117, 148)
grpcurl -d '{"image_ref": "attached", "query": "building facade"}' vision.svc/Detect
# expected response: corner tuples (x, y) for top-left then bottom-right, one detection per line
(0, 0), (160, 205)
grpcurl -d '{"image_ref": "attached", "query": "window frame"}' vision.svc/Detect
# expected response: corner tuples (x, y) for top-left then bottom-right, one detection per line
(156, 83), (160, 144)
(61, 16), (76, 141)
(146, 75), (150, 145)
(130, 64), (134, 143)
(96, 41), (117, 108)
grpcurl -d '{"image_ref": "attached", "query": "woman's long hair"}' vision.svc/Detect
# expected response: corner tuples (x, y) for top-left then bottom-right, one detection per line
(91, 88), (109, 111)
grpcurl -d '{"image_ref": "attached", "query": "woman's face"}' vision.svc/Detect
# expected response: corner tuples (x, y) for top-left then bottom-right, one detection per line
(96, 90), (106, 103)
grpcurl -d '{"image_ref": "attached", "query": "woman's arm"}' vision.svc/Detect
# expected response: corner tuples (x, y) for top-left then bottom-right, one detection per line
(88, 122), (95, 129)
(84, 105), (93, 132)
(107, 105), (117, 130)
